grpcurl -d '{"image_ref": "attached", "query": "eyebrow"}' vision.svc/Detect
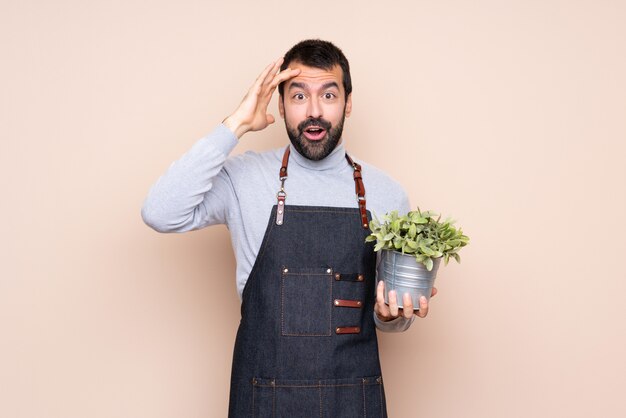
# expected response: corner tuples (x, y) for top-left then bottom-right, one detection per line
(288, 81), (340, 91)
(287, 82), (307, 91)
(321, 81), (340, 90)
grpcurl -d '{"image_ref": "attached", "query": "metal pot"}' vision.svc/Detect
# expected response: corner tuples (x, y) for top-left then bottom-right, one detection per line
(376, 249), (441, 311)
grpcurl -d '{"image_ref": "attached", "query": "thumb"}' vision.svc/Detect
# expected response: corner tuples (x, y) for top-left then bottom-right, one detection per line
(266, 114), (275, 125)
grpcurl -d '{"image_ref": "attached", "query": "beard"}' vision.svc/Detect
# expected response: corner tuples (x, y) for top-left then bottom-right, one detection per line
(284, 111), (346, 161)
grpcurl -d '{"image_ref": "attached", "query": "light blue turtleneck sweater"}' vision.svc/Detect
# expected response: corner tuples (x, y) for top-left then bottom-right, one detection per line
(141, 124), (413, 332)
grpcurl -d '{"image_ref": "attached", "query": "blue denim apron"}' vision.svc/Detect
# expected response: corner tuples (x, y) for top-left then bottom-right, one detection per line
(228, 148), (387, 417)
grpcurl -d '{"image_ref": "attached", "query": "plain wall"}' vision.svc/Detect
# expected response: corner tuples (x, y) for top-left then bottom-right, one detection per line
(1, 0), (625, 417)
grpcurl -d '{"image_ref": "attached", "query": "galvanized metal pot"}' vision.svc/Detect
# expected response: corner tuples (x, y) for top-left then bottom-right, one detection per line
(376, 249), (441, 310)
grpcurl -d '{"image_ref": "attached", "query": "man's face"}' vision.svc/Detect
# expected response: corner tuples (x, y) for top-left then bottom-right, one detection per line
(279, 62), (352, 161)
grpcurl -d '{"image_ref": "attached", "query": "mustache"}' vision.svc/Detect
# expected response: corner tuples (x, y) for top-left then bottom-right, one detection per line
(297, 118), (332, 133)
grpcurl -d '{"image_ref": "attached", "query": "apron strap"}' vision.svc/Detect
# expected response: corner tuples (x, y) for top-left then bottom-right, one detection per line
(275, 147), (290, 226)
(344, 154), (369, 229)
(279, 147), (290, 179)
(276, 146), (369, 229)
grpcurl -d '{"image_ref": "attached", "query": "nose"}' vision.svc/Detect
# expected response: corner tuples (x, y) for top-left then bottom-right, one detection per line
(306, 96), (322, 119)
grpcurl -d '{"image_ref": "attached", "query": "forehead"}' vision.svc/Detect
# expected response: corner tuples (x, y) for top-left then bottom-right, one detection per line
(284, 62), (343, 91)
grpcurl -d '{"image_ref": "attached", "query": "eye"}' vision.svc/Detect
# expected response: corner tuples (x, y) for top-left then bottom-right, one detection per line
(293, 93), (306, 101)
(323, 92), (336, 100)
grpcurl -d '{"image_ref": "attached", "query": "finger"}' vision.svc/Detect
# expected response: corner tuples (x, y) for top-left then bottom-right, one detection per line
(431, 287), (438, 297)
(375, 281), (390, 319)
(374, 302), (389, 321)
(266, 114), (275, 125)
(267, 67), (301, 91)
(259, 68), (301, 106)
(376, 280), (386, 305)
(261, 57), (284, 87)
(252, 61), (278, 94)
(416, 295), (429, 318)
(402, 293), (414, 319)
(388, 290), (399, 317)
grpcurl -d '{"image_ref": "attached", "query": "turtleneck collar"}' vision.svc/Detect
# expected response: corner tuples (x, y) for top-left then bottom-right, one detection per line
(288, 141), (348, 171)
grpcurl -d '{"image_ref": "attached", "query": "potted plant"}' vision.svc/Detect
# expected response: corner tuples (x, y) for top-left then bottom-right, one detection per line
(365, 208), (469, 310)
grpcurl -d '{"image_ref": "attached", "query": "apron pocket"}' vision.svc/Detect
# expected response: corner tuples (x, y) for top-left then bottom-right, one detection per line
(281, 266), (333, 336)
(252, 376), (385, 418)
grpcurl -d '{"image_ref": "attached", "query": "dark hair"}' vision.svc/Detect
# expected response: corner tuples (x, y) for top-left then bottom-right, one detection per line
(279, 39), (352, 98)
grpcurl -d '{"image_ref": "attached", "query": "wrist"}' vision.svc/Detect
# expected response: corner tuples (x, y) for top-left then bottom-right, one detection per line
(222, 115), (248, 139)
(374, 310), (392, 322)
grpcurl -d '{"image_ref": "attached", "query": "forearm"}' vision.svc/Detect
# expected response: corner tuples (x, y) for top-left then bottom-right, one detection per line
(141, 124), (238, 232)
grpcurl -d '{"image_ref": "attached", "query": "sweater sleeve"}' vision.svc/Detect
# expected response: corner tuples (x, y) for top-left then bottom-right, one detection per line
(374, 313), (416, 332)
(141, 124), (239, 232)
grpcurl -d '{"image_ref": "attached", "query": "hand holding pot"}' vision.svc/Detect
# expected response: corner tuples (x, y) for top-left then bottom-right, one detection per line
(375, 281), (438, 320)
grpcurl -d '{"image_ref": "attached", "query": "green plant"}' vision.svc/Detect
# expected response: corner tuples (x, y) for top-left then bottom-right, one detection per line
(365, 208), (470, 271)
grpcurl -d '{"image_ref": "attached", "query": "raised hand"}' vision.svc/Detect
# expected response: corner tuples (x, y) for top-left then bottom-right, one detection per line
(223, 58), (301, 139)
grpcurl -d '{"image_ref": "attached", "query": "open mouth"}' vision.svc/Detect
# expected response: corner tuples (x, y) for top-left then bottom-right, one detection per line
(302, 126), (327, 141)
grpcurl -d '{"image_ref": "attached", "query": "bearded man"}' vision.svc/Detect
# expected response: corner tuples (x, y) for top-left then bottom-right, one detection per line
(142, 39), (436, 417)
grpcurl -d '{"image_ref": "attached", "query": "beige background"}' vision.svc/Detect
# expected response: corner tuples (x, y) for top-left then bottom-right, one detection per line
(2, 0), (625, 417)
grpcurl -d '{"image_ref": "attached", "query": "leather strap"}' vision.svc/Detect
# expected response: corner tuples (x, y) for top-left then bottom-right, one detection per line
(276, 194), (285, 225)
(276, 146), (369, 229)
(335, 326), (361, 334)
(345, 154), (369, 229)
(333, 299), (363, 308)
(334, 272), (365, 282)
(280, 147), (290, 179)
(276, 147), (290, 225)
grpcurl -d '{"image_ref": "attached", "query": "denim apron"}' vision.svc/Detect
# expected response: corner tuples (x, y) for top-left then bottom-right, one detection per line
(228, 147), (387, 418)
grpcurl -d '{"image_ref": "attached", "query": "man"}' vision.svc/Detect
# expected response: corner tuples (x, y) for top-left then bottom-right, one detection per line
(142, 39), (436, 417)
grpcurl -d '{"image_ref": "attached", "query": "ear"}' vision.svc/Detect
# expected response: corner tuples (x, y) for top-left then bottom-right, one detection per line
(345, 93), (353, 117)
(278, 95), (285, 118)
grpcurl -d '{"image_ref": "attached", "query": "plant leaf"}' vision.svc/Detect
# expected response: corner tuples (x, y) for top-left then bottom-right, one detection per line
(424, 257), (434, 271)
(374, 242), (386, 252)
